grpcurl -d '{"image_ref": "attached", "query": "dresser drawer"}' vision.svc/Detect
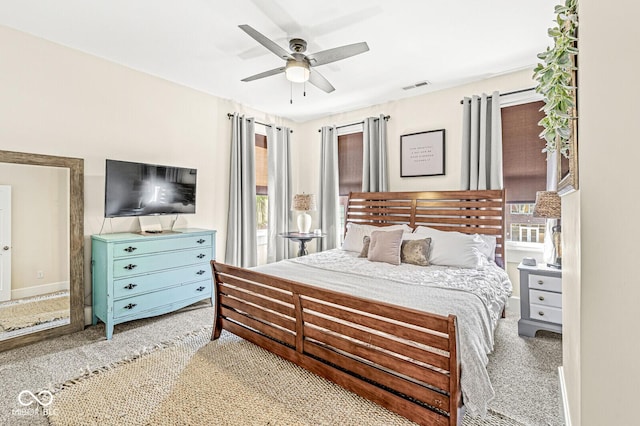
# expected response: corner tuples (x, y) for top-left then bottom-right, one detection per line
(528, 274), (562, 293)
(529, 303), (562, 324)
(113, 248), (211, 278)
(113, 279), (212, 319)
(113, 234), (213, 258)
(113, 264), (211, 299)
(529, 289), (562, 308)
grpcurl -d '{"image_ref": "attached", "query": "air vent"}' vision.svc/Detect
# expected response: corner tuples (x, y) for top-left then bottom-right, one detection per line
(402, 81), (430, 90)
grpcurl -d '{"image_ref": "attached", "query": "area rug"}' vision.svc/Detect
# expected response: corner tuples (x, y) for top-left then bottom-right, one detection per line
(45, 329), (523, 426)
(0, 292), (69, 332)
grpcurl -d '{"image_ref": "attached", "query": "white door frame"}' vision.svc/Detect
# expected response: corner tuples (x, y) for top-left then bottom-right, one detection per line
(0, 185), (11, 302)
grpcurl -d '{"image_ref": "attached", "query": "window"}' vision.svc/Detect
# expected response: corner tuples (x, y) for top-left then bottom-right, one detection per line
(337, 132), (363, 233)
(501, 101), (547, 243)
(255, 133), (268, 265)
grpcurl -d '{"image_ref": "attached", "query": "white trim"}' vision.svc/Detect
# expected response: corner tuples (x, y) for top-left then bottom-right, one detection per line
(84, 305), (93, 326)
(505, 241), (544, 263)
(559, 366), (571, 426)
(336, 123), (363, 136)
(499, 90), (543, 108)
(11, 280), (70, 300)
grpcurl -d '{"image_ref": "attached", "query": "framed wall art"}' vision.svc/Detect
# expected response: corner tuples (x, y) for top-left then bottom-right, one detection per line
(400, 129), (445, 177)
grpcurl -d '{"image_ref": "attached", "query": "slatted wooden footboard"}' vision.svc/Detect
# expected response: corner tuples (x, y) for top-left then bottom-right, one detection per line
(211, 262), (462, 426)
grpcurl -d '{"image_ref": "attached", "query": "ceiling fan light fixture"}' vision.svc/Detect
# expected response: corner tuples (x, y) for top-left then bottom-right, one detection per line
(285, 60), (310, 83)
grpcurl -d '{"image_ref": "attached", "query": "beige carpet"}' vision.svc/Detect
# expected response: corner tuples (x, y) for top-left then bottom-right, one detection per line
(46, 329), (522, 426)
(0, 292), (69, 332)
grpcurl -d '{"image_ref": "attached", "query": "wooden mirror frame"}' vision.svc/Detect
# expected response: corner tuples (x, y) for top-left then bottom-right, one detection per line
(0, 150), (84, 351)
(558, 61), (579, 195)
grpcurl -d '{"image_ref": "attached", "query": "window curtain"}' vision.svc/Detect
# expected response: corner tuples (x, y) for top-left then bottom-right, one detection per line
(225, 114), (257, 267)
(266, 126), (292, 263)
(461, 92), (503, 190)
(318, 126), (340, 251)
(362, 114), (389, 192)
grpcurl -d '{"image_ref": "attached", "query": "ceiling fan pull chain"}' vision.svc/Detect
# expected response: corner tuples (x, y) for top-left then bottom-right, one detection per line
(304, 81), (306, 97)
(290, 81), (293, 104)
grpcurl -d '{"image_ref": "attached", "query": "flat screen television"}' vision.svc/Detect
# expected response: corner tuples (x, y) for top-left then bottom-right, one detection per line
(105, 159), (197, 218)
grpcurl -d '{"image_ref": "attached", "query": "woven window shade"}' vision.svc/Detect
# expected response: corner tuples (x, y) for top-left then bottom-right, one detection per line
(501, 101), (547, 203)
(338, 132), (363, 196)
(255, 134), (268, 195)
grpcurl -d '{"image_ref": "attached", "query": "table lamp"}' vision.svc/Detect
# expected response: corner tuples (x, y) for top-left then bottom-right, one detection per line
(291, 193), (316, 233)
(532, 190), (562, 269)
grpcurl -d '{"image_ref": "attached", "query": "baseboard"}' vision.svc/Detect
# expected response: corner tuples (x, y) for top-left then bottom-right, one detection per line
(84, 306), (93, 326)
(11, 281), (70, 300)
(558, 366), (571, 426)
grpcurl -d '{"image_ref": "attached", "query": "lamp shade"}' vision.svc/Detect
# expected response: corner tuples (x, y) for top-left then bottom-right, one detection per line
(291, 194), (316, 211)
(532, 191), (561, 219)
(285, 60), (310, 83)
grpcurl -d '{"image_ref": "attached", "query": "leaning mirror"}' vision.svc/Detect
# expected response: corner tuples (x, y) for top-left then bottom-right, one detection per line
(0, 150), (83, 351)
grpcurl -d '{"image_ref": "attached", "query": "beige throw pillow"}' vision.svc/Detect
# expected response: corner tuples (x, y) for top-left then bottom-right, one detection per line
(367, 229), (404, 265)
(400, 238), (431, 266)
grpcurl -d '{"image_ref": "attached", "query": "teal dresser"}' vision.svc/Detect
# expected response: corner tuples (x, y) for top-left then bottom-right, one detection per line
(91, 228), (215, 339)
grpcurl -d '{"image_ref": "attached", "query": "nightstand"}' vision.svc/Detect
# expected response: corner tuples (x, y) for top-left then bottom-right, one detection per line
(517, 262), (562, 337)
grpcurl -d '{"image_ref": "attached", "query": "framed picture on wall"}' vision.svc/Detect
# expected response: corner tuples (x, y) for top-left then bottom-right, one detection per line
(400, 129), (445, 177)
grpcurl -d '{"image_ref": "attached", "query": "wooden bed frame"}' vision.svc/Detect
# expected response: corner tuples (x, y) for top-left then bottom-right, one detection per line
(211, 190), (505, 426)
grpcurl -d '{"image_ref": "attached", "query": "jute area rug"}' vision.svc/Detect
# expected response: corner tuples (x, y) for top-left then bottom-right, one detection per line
(0, 292), (69, 332)
(45, 329), (522, 426)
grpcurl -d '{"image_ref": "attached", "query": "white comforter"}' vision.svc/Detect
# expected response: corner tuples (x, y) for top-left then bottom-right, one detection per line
(253, 249), (512, 418)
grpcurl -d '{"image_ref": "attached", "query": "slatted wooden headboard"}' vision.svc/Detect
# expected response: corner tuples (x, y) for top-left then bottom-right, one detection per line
(345, 190), (506, 267)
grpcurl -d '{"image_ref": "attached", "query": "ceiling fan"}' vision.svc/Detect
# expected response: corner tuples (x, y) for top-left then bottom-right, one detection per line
(238, 24), (369, 94)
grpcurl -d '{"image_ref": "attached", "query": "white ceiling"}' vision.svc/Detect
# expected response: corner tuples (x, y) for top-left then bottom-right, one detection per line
(0, 0), (557, 122)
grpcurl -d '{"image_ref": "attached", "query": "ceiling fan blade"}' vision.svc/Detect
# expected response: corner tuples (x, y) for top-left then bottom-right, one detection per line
(306, 42), (369, 67)
(308, 69), (335, 93)
(238, 24), (292, 60)
(241, 66), (286, 82)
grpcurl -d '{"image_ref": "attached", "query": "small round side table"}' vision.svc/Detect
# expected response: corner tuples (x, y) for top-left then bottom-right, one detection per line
(279, 232), (325, 257)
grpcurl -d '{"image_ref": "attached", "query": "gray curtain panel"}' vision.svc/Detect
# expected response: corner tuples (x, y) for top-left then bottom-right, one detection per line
(362, 114), (389, 192)
(461, 92), (503, 190)
(225, 114), (257, 267)
(267, 126), (292, 263)
(318, 126), (340, 251)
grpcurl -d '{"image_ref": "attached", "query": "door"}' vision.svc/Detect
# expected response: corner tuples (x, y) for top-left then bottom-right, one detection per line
(0, 185), (11, 302)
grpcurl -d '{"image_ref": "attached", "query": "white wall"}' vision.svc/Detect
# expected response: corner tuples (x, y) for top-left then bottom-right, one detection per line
(563, 1), (640, 424)
(0, 25), (294, 307)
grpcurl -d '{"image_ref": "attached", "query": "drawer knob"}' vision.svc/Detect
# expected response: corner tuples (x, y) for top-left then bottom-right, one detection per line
(197, 253), (206, 259)
(196, 270), (206, 275)
(196, 286), (206, 292)
(196, 239), (206, 244)
(124, 283), (137, 290)
(538, 311), (545, 316)
(124, 264), (137, 270)
(124, 246), (137, 253)
(537, 280), (544, 285)
(124, 303), (137, 310)
(538, 296), (545, 301)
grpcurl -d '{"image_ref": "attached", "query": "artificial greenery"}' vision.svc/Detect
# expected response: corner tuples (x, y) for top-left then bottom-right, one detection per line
(533, 0), (578, 156)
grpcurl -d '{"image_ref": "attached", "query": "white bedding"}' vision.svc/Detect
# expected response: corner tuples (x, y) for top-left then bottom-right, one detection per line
(253, 249), (512, 418)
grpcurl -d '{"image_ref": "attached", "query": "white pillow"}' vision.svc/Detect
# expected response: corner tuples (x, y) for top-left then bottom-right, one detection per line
(412, 226), (484, 268)
(342, 223), (412, 252)
(476, 234), (497, 261)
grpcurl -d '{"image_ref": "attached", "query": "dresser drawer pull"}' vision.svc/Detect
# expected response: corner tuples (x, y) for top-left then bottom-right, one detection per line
(196, 239), (206, 244)
(197, 254), (206, 259)
(124, 283), (137, 290)
(537, 280), (544, 285)
(196, 286), (206, 292)
(538, 311), (545, 316)
(123, 246), (138, 253)
(196, 270), (206, 275)
(124, 264), (137, 270)
(124, 303), (137, 310)
(538, 296), (545, 301)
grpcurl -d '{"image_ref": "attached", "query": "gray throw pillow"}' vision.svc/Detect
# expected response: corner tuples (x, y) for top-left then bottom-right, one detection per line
(400, 238), (431, 266)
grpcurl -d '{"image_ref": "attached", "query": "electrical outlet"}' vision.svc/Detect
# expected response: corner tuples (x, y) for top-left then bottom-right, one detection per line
(36, 271), (44, 279)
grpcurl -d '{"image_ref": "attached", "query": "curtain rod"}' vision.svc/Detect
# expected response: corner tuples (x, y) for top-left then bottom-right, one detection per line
(226, 113), (293, 133)
(459, 87), (537, 104)
(316, 115), (391, 132)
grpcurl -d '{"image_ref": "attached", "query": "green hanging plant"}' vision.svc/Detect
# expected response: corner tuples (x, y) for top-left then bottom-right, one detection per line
(533, 0), (578, 156)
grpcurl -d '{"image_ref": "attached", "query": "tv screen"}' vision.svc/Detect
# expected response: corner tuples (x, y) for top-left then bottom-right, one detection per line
(105, 159), (197, 218)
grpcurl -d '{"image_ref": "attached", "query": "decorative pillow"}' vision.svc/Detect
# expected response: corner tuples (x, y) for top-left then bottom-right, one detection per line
(367, 229), (404, 265)
(412, 226), (484, 268)
(342, 223), (412, 252)
(477, 234), (497, 261)
(358, 236), (371, 258)
(400, 237), (431, 266)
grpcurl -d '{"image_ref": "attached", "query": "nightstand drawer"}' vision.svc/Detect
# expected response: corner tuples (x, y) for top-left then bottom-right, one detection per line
(528, 274), (562, 293)
(529, 289), (562, 308)
(529, 303), (562, 324)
